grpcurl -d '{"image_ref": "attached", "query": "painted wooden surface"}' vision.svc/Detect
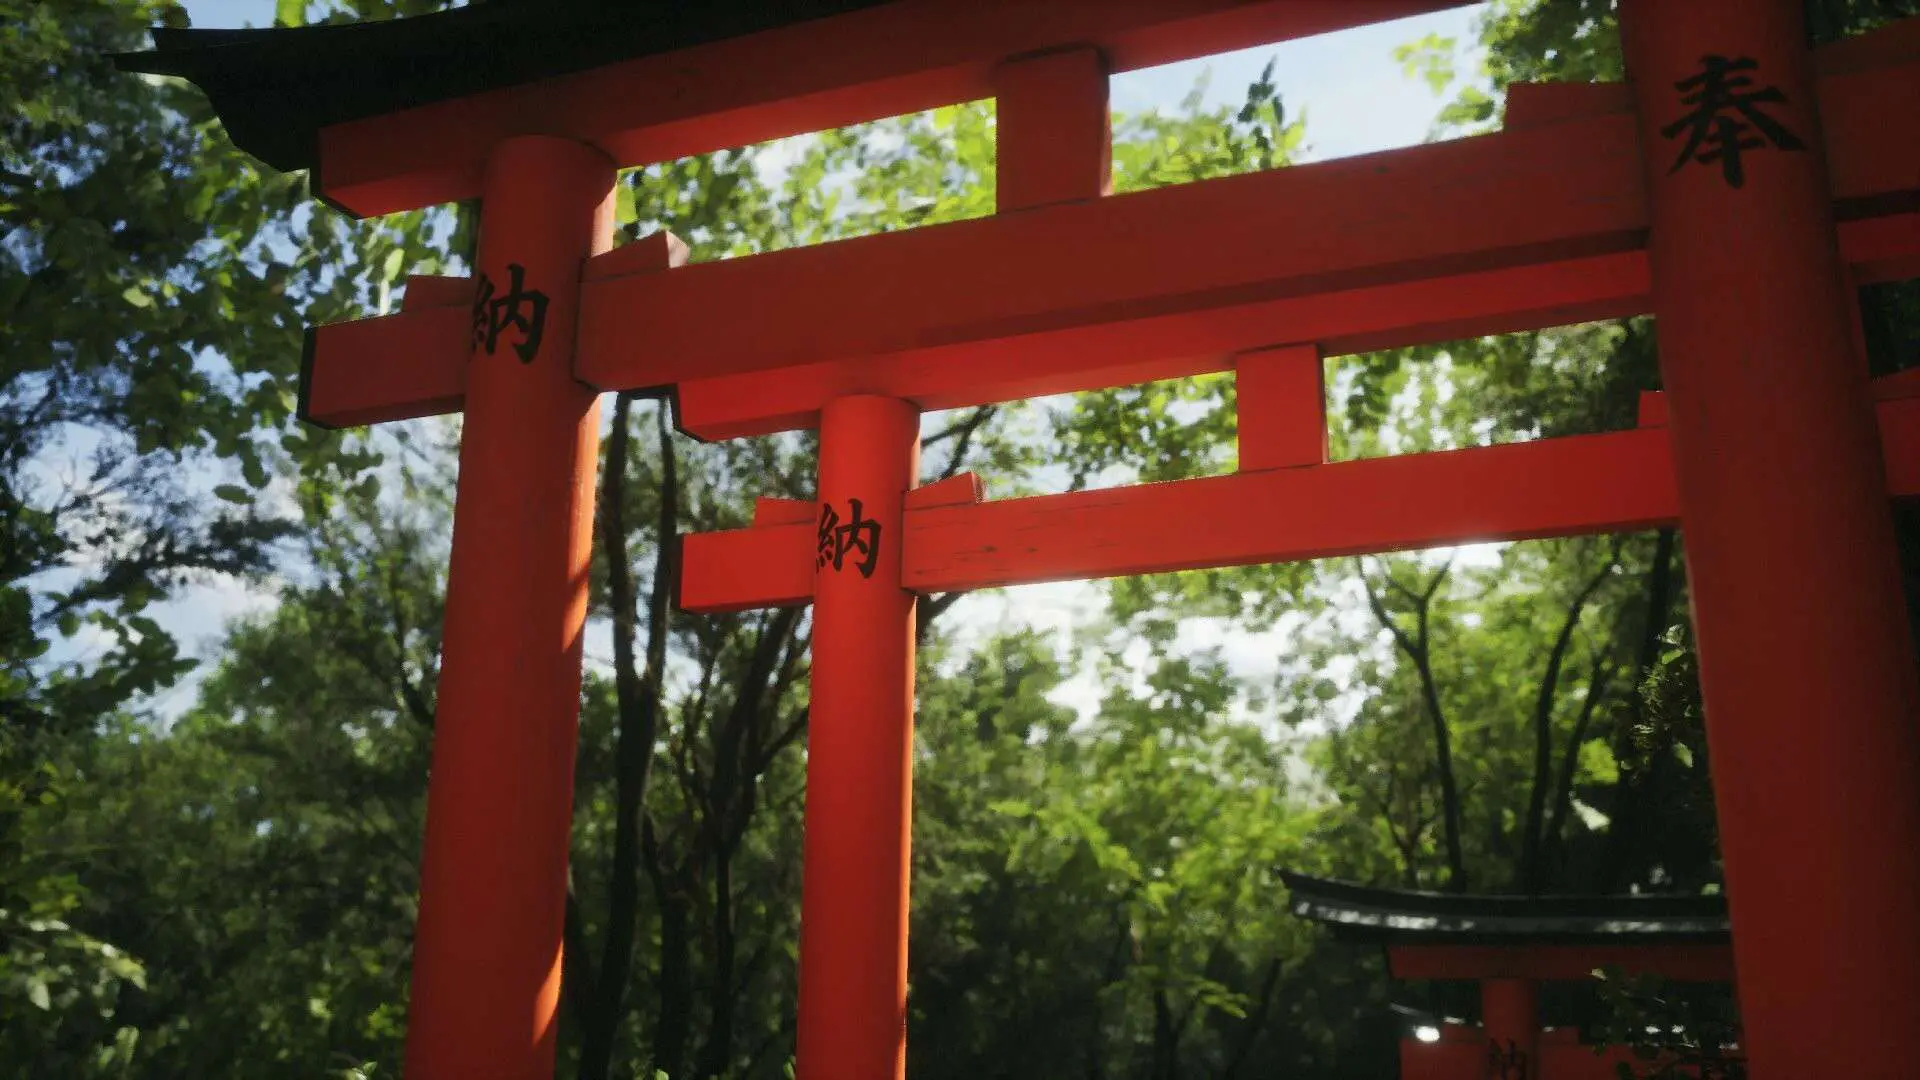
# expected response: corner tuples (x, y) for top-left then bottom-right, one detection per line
(314, 1), (1463, 216)
(400, 135), (614, 1080)
(1620, 3), (1920, 1073)
(994, 46), (1110, 212)
(1388, 943), (1735, 982)
(299, 297), (466, 428)
(653, 52), (1920, 438)
(583, 106), (1654, 409)
(1235, 344), (1325, 471)
(302, 235), (684, 428)
(303, 208), (1918, 432)
(301, 34), (1920, 434)
(680, 387), (1920, 612)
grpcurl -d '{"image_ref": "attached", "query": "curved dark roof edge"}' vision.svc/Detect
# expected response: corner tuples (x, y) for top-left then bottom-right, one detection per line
(1279, 870), (1731, 947)
(1279, 871), (1730, 920)
(110, 0), (898, 174)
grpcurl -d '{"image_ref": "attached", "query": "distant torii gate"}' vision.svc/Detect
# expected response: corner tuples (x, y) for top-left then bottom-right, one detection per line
(123, 2), (1920, 1078)
(1283, 872), (1744, 1079)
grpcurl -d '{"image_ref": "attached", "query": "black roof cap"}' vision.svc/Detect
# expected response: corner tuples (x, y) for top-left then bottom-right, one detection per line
(113, 0), (896, 174)
(1280, 871), (1731, 947)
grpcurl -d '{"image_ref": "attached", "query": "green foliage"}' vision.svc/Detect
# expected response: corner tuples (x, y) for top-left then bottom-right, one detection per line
(1586, 970), (1743, 1080)
(50, 465), (446, 1075)
(0, 905), (148, 1074)
(2, 0), (456, 1068)
(1394, 32), (1461, 97)
(910, 631), (1393, 1077)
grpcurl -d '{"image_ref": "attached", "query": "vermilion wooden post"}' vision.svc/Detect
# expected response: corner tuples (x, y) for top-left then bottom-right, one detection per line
(1480, 978), (1537, 1079)
(1235, 344), (1327, 471)
(795, 395), (921, 1080)
(1621, 2), (1920, 1075)
(994, 45), (1110, 211)
(403, 136), (614, 1080)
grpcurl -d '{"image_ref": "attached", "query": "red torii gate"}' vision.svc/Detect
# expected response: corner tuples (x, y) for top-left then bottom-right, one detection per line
(125, 2), (1920, 1078)
(1284, 872), (1743, 1079)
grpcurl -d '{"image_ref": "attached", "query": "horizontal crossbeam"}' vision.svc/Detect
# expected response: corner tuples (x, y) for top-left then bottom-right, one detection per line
(592, 105), (1651, 431)
(300, 24), (1920, 436)
(669, 210), (1919, 438)
(315, 1), (1465, 216)
(300, 235), (686, 429)
(678, 388), (1920, 612)
(1387, 944), (1735, 982)
(588, 48), (1920, 438)
(299, 275), (469, 428)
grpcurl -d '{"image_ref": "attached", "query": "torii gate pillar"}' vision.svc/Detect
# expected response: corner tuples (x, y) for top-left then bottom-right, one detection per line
(797, 395), (922, 1080)
(1622, 1), (1920, 1075)
(402, 136), (614, 1080)
(1481, 978), (1538, 1078)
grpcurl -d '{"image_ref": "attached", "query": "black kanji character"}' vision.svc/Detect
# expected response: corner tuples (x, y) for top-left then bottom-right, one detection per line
(816, 499), (882, 579)
(1487, 1039), (1530, 1080)
(472, 262), (550, 363)
(1660, 54), (1806, 189)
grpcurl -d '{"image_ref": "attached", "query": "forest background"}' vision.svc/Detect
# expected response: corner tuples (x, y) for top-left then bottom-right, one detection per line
(6, 0), (1920, 1077)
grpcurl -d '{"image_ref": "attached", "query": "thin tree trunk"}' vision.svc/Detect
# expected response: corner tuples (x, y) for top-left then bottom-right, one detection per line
(1218, 956), (1284, 1080)
(1602, 527), (1678, 889)
(1361, 560), (1467, 890)
(562, 886), (599, 1040)
(1151, 985), (1180, 1080)
(915, 405), (994, 645)
(1084, 906), (1131, 1080)
(1521, 552), (1617, 893)
(1410, 643), (1467, 892)
(696, 844), (738, 1078)
(1545, 651), (1613, 867)
(697, 606), (801, 1077)
(579, 395), (678, 1080)
(644, 816), (693, 1080)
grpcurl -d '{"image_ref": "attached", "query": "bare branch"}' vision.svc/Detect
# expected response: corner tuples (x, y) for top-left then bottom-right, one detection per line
(1521, 549), (1619, 892)
(1357, 557), (1466, 890)
(914, 590), (964, 644)
(579, 394), (679, 1080)
(925, 404), (998, 481)
(1546, 652), (1615, 864)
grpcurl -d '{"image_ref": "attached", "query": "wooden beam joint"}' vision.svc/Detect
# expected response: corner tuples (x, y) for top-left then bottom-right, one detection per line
(301, 232), (684, 429)
(1235, 344), (1326, 471)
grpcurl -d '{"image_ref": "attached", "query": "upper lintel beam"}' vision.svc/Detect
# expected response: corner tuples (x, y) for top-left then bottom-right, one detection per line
(643, 48), (1920, 439)
(314, 1), (1468, 216)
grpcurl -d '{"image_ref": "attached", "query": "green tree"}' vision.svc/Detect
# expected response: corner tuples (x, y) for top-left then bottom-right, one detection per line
(2, 0), (458, 1069)
(53, 447), (450, 1075)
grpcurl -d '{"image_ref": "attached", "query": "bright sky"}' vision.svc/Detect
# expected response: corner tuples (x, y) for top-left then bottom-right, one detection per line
(134, 1), (1494, 720)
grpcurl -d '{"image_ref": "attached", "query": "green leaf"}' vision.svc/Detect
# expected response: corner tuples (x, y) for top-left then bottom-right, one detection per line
(615, 178), (638, 226)
(122, 286), (152, 308)
(213, 484), (251, 505)
(27, 978), (50, 1011)
(275, 0), (305, 27)
(1577, 739), (1619, 786)
(1672, 742), (1695, 769)
(705, 171), (743, 216)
